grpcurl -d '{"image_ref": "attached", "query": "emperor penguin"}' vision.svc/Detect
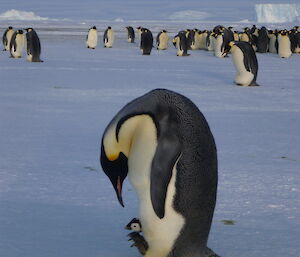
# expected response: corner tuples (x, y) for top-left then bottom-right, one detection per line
(136, 26), (143, 43)
(25, 28), (43, 62)
(240, 27), (251, 42)
(9, 30), (25, 58)
(86, 26), (98, 49)
(156, 30), (169, 50)
(140, 28), (153, 55)
(207, 32), (216, 51)
(289, 26), (300, 53)
(2, 26), (14, 51)
(198, 30), (209, 50)
(256, 26), (269, 53)
(278, 30), (292, 58)
(214, 32), (227, 58)
(173, 33), (189, 56)
(125, 218), (142, 232)
(103, 26), (114, 48)
(126, 26), (135, 43)
(233, 31), (240, 41)
(100, 88), (219, 257)
(268, 30), (278, 54)
(227, 41), (259, 86)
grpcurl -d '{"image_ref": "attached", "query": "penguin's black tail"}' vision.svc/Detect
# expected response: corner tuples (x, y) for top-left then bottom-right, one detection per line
(205, 247), (220, 257)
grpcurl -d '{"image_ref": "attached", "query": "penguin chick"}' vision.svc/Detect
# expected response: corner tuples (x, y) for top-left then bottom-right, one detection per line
(125, 218), (142, 232)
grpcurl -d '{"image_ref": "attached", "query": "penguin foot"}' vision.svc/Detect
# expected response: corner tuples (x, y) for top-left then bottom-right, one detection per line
(127, 232), (148, 255)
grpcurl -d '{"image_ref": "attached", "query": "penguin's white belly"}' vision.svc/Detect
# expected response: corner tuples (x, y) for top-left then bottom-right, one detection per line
(214, 36), (225, 58)
(128, 118), (185, 257)
(158, 34), (169, 50)
(5, 30), (14, 51)
(241, 34), (249, 42)
(27, 54), (33, 62)
(87, 30), (97, 48)
(232, 47), (254, 86)
(278, 36), (292, 58)
(176, 41), (184, 56)
(12, 35), (25, 58)
(105, 31), (114, 47)
(207, 36), (215, 51)
(294, 46), (300, 53)
(269, 36), (277, 53)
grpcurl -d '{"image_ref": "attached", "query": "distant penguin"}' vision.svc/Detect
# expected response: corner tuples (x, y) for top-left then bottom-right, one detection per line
(136, 26), (143, 42)
(240, 27), (251, 42)
(289, 26), (300, 53)
(198, 30), (209, 49)
(228, 41), (259, 86)
(9, 30), (25, 58)
(125, 218), (142, 232)
(86, 26), (98, 49)
(100, 88), (219, 257)
(233, 31), (240, 41)
(126, 26), (135, 43)
(268, 30), (278, 54)
(2, 26), (14, 51)
(214, 32), (228, 58)
(256, 27), (269, 53)
(278, 30), (292, 58)
(187, 29), (197, 50)
(173, 32), (189, 56)
(156, 30), (169, 50)
(140, 28), (153, 55)
(207, 32), (216, 51)
(104, 26), (114, 48)
(25, 28), (43, 62)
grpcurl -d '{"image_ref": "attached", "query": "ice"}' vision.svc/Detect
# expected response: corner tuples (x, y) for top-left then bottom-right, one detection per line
(0, 9), (49, 21)
(168, 10), (211, 21)
(255, 4), (300, 23)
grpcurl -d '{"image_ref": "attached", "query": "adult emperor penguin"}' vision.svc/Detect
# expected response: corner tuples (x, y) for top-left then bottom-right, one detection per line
(227, 41), (259, 86)
(278, 30), (292, 58)
(140, 28), (153, 55)
(256, 26), (269, 53)
(173, 32), (189, 56)
(9, 30), (25, 58)
(101, 89), (219, 257)
(25, 28), (43, 62)
(86, 26), (98, 49)
(126, 26), (135, 43)
(103, 26), (114, 48)
(268, 30), (278, 54)
(156, 30), (169, 50)
(2, 26), (14, 51)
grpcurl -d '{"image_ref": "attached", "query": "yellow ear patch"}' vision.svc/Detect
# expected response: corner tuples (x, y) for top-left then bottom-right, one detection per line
(229, 41), (235, 47)
(108, 153), (120, 161)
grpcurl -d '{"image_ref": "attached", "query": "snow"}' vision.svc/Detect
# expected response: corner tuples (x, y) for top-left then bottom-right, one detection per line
(255, 4), (300, 23)
(0, 1), (300, 257)
(0, 9), (49, 21)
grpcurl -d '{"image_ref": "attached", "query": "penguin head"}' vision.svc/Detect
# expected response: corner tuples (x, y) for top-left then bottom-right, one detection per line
(17, 30), (23, 34)
(8, 26), (13, 30)
(92, 26), (97, 30)
(108, 26), (112, 30)
(125, 218), (142, 232)
(25, 28), (33, 32)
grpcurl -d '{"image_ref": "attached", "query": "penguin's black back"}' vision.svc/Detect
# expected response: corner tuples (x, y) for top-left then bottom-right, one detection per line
(257, 27), (269, 53)
(26, 29), (42, 62)
(140, 29), (153, 55)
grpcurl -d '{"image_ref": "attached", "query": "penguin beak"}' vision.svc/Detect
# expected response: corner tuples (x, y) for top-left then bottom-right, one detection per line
(100, 144), (128, 207)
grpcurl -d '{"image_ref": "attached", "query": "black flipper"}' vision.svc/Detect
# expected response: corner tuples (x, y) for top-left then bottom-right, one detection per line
(150, 111), (181, 219)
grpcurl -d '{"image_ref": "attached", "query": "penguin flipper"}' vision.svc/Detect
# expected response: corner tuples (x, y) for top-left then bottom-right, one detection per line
(150, 118), (181, 219)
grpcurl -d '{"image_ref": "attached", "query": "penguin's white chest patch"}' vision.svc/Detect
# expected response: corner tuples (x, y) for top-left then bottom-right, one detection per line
(87, 30), (97, 48)
(231, 46), (254, 86)
(214, 36), (225, 58)
(127, 118), (185, 257)
(12, 34), (25, 57)
(278, 36), (292, 58)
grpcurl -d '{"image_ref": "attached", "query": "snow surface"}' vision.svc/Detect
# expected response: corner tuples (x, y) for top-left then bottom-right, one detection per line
(255, 4), (300, 23)
(0, 1), (300, 257)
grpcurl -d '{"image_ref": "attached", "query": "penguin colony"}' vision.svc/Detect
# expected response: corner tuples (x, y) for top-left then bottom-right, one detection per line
(2, 26), (43, 62)
(2, 24), (299, 85)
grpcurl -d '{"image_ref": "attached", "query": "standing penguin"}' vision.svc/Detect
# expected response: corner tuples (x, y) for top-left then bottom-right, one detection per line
(9, 30), (25, 58)
(86, 26), (98, 49)
(227, 41), (259, 86)
(100, 88), (219, 257)
(256, 26), (269, 53)
(207, 31), (216, 51)
(268, 30), (278, 54)
(173, 32), (189, 56)
(278, 30), (292, 58)
(2, 26), (14, 51)
(156, 30), (169, 50)
(140, 28), (153, 55)
(103, 26), (114, 48)
(25, 28), (43, 62)
(126, 26), (135, 43)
